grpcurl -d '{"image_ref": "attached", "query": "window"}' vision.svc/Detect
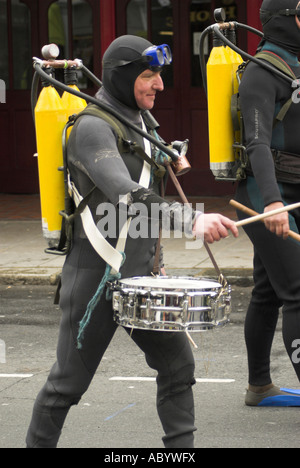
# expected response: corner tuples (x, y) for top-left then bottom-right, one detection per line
(0, 0), (9, 88)
(126, 0), (174, 87)
(190, 0), (212, 87)
(190, 0), (240, 87)
(48, 0), (93, 88)
(0, 0), (32, 90)
(12, 0), (32, 89)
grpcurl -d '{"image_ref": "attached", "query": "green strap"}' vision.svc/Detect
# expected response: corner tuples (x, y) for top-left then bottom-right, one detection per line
(254, 51), (297, 126)
(76, 104), (166, 180)
(76, 104), (130, 153)
(255, 51), (297, 80)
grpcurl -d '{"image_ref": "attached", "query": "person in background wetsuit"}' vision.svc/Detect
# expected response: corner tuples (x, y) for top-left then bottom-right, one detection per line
(26, 35), (238, 448)
(235, 0), (300, 406)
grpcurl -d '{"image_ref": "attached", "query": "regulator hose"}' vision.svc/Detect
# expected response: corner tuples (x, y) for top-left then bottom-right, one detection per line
(199, 20), (294, 96)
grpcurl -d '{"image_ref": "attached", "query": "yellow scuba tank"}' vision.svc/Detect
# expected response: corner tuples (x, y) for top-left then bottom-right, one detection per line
(34, 69), (67, 248)
(207, 32), (242, 179)
(61, 68), (87, 120)
(224, 28), (243, 94)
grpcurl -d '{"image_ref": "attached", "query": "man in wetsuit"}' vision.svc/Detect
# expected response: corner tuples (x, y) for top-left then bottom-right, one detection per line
(26, 35), (238, 448)
(235, 0), (300, 406)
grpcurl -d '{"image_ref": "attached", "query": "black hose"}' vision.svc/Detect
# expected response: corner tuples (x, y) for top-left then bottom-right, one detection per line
(31, 71), (40, 123)
(33, 62), (178, 162)
(199, 20), (293, 98)
(81, 64), (103, 88)
(199, 25), (215, 94)
(213, 24), (293, 85)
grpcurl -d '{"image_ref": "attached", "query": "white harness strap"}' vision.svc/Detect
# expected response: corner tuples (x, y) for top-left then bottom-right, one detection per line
(70, 117), (152, 274)
(139, 118), (152, 189)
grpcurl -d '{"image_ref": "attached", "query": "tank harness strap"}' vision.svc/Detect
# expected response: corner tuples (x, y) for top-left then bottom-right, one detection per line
(231, 51), (298, 181)
(232, 52), (297, 133)
(74, 105), (157, 348)
(254, 51), (297, 80)
(254, 51), (297, 127)
(75, 104), (166, 180)
(75, 104), (129, 154)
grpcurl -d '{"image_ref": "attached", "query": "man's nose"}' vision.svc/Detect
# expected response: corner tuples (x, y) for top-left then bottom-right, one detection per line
(153, 73), (164, 91)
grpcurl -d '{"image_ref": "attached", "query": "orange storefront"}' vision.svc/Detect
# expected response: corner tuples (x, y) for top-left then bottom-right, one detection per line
(0, 0), (263, 195)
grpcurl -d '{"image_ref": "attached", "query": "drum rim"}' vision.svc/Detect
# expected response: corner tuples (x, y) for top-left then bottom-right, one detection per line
(114, 276), (223, 293)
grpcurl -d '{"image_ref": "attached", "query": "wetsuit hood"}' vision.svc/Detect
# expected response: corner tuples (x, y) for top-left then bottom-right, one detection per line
(260, 0), (300, 55)
(102, 35), (154, 110)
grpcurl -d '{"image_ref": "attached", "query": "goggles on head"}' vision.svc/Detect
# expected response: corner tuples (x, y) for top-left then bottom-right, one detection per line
(103, 44), (172, 70)
(261, 8), (300, 24)
(142, 44), (172, 68)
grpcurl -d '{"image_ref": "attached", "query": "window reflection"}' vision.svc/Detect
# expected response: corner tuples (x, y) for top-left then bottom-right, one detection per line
(190, 0), (212, 87)
(48, 0), (93, 89)
(126, 0), (174, 87)
(215, 0), (238, 21)
(190, 0), (239, 87)
(72, 0), (94, 88)
(151, 0), (173, 87)
(12, 0), (32, 90)
(127, 0), (148, 38)
(0, 0), (9, 88)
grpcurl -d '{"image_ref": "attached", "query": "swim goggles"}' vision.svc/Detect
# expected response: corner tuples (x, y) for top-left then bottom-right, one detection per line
(103, 44), (172, 70)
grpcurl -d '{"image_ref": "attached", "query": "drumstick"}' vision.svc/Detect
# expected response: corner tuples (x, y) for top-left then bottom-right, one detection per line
(186, 332), (198, 349)
(230, 200), (300, 242)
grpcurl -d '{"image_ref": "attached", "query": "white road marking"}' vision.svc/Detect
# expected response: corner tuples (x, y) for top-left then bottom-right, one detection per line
(0, 373), (33, 378)
(110, 377), (235, 383)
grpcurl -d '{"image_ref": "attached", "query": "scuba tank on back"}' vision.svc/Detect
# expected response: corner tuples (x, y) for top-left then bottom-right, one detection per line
(61, 68), (87, 118)
(34, 69), (67, 248)
(207, 30), (243, 179)
(32, 44), (188, 255)
(200, 8), (296, 183)
(34, 64), (87, 250)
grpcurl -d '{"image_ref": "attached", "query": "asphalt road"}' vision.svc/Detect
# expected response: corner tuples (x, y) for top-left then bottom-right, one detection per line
(0, 284), (300, 449)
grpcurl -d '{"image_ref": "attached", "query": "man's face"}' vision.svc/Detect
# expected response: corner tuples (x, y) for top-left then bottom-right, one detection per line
(134, 69), (164, 110)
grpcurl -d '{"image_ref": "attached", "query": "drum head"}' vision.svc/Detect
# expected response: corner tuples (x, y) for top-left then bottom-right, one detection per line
(117, 276), (221, 291)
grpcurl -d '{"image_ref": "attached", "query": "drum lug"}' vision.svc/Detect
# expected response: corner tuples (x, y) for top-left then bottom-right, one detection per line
(113, 292), (123, 313)
(145, 298), (152, 319)
(183, 298), (189, 319)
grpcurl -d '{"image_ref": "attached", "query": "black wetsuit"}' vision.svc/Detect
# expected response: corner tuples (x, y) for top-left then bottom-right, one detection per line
(235, 40), (300, 386)
(26, 83), (197, 448)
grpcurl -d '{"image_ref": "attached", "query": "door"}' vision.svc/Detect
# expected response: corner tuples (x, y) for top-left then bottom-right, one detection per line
(116, 0), (247, 196)
(0, 0), (100, 194)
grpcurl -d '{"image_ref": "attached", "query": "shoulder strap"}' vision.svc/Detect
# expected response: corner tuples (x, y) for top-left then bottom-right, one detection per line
(254, 51), (297, 81)
(76, 104), (166, 179)
(254, 51), (297, 126)
(76, 104), (130, 153)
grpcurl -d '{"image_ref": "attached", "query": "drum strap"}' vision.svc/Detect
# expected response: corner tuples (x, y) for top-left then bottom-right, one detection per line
(76, 117), (152, 348)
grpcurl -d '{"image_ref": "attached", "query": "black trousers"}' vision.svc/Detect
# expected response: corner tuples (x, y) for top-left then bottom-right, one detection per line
(26, 241), (196, 448)
(235, 177), (300, 386)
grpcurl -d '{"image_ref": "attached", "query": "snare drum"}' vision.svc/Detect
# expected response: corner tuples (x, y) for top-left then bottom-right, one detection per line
(110, 276), (231, 332)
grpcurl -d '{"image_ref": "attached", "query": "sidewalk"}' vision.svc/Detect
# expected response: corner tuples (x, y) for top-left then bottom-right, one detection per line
(0, 194), (254, 285)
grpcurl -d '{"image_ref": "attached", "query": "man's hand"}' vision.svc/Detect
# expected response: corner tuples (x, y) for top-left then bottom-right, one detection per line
(193, 213), (239, 244)
(264, 202), (290, 240)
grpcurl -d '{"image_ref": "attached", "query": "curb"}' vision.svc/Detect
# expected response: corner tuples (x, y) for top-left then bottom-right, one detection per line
(0, 269), (62, 286)
(0, 267), (253, 287)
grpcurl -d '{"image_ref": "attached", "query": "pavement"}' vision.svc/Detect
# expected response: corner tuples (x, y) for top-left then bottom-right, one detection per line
(0, 193), (254, 286)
